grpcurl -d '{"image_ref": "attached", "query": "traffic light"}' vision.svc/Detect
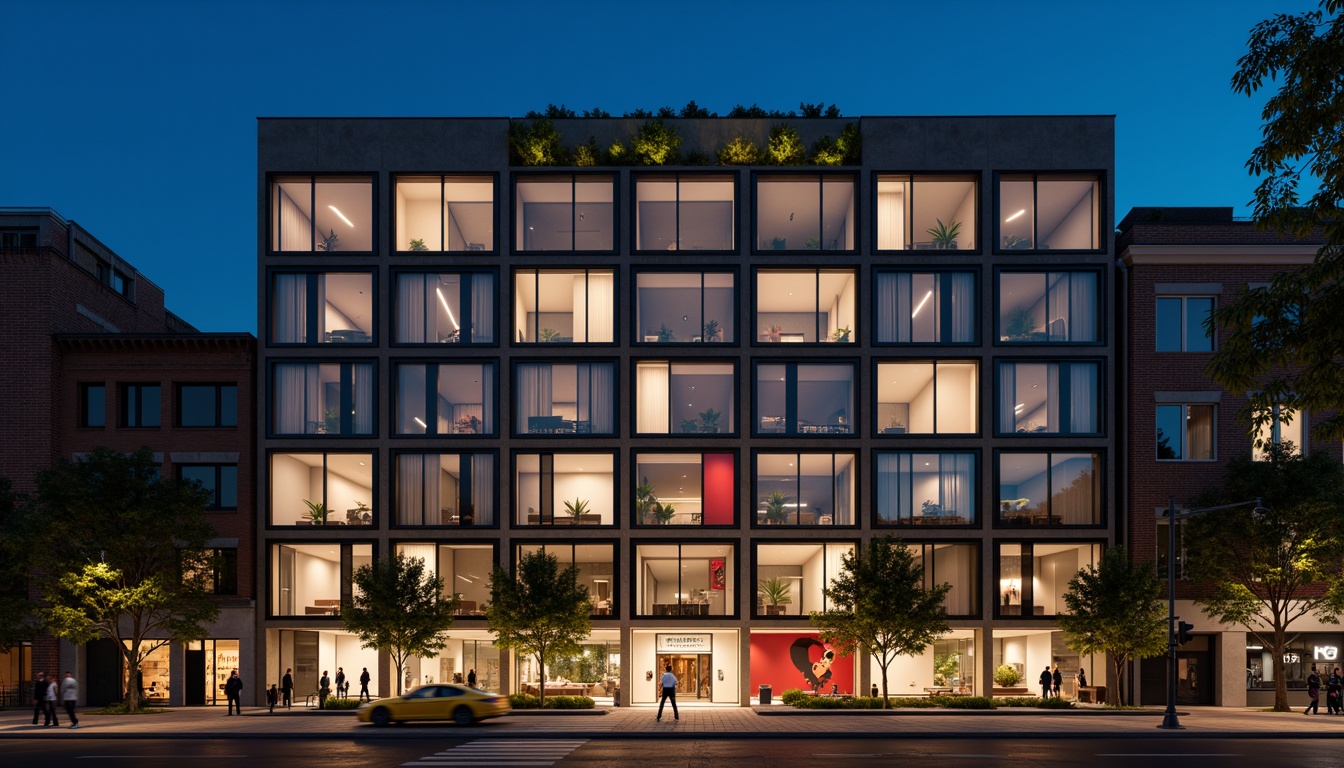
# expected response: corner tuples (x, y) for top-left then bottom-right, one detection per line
(1176, 621), (1195, 646)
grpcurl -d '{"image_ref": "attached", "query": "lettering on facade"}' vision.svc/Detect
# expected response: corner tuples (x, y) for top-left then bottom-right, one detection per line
(656, 633), (712, 653)
(1314, 645), (1339, 661)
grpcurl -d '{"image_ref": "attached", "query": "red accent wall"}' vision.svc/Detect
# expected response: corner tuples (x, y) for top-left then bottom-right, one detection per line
(748, 632), (855, 695)
(702, 453), (735, 525)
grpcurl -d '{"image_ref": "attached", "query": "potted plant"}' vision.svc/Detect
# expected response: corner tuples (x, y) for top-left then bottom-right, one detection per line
(409, 238), (429, 251)
(758, 577), (792, 615)
(697, 407), (722, 433)
(1002, 305), (1040, 341)
(765, 324), (783, 343)
(318, 229), (340, 252)
(635, 479), (659, 525)
(323, 408), (340, 434)
(652, 501), (676, 525)
(802, 237), (820, 250)
(761, 491), (791, 525)
(926, 219), (961, 250)
(1002, 233), (1031, 250)
(539, 327), (561, 343)
(831, 326), (851, 343)
(562, 497), (590, 525)
(679, 417), (700, 433)
(656, 323), (675, 343)
(702, 319), (722, 343)
(770, 237), (786, 250)
(993, 664), (1023, 688)
(303, 499), (329, 526)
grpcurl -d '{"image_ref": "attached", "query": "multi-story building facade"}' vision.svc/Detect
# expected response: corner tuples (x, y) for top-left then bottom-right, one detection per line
(257, 116), (1117, 705)
(1118, 206), (1338, 708)
(0, 208), (256, 707)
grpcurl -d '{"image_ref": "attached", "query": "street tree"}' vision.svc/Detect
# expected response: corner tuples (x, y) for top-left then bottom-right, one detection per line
(486, 548), (591, 705)
(0, 477), (40, 652)
(343, 552), (458, 696)
(810, 536), (950, 708)
(1209, 1), (1344, 440)
(1057, 546), (1168, 706)
(30, 447), (219, 712)
(1184, 444), (1344, 711)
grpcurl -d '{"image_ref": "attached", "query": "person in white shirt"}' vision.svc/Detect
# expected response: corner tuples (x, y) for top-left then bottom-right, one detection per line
(60, 671), (80, 728)
(656, 664), (678, 721)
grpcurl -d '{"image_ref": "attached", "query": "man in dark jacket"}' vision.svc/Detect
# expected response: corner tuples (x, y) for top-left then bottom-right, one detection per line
(224, 670), (243, 716)
(31, 672), (46, 725)
(359, 667), (371, 702)
(1039, 666), (1052, 699)
(281, 668), (293, 709)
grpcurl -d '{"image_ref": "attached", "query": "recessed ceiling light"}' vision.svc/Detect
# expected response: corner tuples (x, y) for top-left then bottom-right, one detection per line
(328, 206), (355, 228)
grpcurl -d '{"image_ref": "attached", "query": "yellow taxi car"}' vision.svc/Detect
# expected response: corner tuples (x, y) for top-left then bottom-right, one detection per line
(356, 683), (511, 726)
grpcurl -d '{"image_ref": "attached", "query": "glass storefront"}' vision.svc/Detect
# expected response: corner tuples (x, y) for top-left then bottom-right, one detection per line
(517, 633), (620, 700)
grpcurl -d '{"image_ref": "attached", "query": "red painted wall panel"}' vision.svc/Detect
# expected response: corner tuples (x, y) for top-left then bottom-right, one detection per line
(702, 452), (735, 525)
(748, 632), (855, 695)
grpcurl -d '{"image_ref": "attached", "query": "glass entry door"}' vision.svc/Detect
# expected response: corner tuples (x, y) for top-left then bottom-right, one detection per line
(657, 653), (712, 699)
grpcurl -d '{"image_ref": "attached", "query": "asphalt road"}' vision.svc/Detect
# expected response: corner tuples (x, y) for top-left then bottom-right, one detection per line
(5, 737), (1343, 768)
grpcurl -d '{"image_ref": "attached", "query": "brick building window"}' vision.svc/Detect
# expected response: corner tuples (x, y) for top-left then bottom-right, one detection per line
(1156, 404), (1215, 461)
(80, 384), (106, 428)
(1253, 405), (1305, 460)
(122, 384), (161, 428)
(1156, 296), (1215, 352)
(179, 464), (238, 510)
(210, 548), (238, 596)
(180, 384), (238, 428)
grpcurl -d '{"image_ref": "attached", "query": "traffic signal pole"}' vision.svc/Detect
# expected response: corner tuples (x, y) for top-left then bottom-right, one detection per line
(1161, 495), (1183, 729)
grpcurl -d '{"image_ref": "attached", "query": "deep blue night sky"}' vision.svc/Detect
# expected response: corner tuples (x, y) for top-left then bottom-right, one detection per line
(0, 1), (1314, 333)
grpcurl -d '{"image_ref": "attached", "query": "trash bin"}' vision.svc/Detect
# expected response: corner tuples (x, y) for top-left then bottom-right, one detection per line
(759, 684), (772, 705)
(871, 684), (879, 698)
(612, 686), (621, 707)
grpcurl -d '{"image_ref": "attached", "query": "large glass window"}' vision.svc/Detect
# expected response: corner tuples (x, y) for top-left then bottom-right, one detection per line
(514, 174), (616, 252)
(635, 543), (735, 617)
(996, 361), (1100, 435)
(634, 173), (735, 252)
(635, 361), (735, 435)
(271, 272), (374, 345)
(269, 452), (374, 526)
(997, 174), (1101, 252)
(395, 272), (495, 345)
(396, 543), (494, 616)
(1155, 296), (1215, 352)
(997, 542), (1101, 617)
(1156, 404), (1216, 461)
(395, 453), (496, 526)
(998, 452), (1101, 526)
(395, 362), (495, 436)
(514, 453), (614, 526)
(517, 543), (616, 617)
(271, 175), (374, 252)
(876, 362), (977, 435)
(875, 452), (977, 527)
(756, 270), (856, 344)
(875, 271), (976, 344)
(757, 363), (854, 436)
(755, 452), (856, 527)
(179, 464), (238, 511)
(634, 453), (735, 527)
(179, 384), (238, 428)
(122, 384), (161, 428)
(270, 542), (372, 617)
(998, 271), (1099, 343)
(755, 173), (856, 252)
(80, 383), (105, 428)
(1253, 405), (1305, 460)
(910, 543), (980, 616)
(272, 363), (374, 436)
(515, 362), (615, 436)
(755, 542), (854, 617)
(875, 174), (977, 251)
(635, 271), (735, 344)
(514, 269), (615, 343)
(395, 175), (495, 252)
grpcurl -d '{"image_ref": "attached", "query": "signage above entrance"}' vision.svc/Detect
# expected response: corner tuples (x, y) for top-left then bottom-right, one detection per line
(657, 633), (712, 654)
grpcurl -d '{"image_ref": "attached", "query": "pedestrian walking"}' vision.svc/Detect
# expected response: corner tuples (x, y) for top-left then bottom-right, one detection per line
(1039, 666), (1052, 699)
(319, 670), (331, 709)
(224, 669), (243, 716)
(335, 667), (346, 699)
(467, 668), (477, 689)
(359, 667), (371, 702)
(1078, 668), (1088, 689)
(43, 672), (59, 727)
(1327, 668), (1342, 715)
(1051, 664), (1062, 698)
(1306, 665), (1322, 715)
(656, 664), (679, 721)
(31, 672), (46, 725)
(281, 668), (294, 709)
(267, 684), (278, 714)
(60, 671), (80, 728)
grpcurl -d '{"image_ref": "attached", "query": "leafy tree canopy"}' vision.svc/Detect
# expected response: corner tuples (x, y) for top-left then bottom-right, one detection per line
(343, 552), (458, 695)
(486, 548), (591, 704)
(0, 477), (40, 651)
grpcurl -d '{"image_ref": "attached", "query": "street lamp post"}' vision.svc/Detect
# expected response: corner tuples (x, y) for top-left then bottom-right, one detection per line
(1158, 495), (1266, 730)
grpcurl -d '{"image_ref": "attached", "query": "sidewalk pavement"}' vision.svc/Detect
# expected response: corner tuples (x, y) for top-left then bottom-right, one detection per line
(4, 703), (1344, 740)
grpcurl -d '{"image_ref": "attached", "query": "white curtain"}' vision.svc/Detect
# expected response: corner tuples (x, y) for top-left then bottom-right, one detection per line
(585, 271), (615, 342)
(998, 364), (1017, 434)
(576, 363), (614, 434)
(876, 453), (908, 523)
(833, 458), (853, 525)
(941, 454), (974, 520)
(1046, 363), (1060, 433)
(636, 363), (669, 433)
(273, 274), (307, 343)
(1069, 363), (1097, 434)
(470, 274), (493, 343)
(396, 455), (442, 525)
(517, 364), (553, 428)
(471, 454), (494, 525)
(353, 363), (374, 435)
(278, 187), (312, 251)
(274, 364), (321, 434)
(876, 272), (905, 342)
(876, 187), (905, 249)
(397, 274), (428, 343)
(1070, 272), (1097, 342)
(822, 544), (851, 611)
(949, 273), (974, 342)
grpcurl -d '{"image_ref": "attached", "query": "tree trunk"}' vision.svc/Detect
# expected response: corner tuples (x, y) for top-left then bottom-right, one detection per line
(124, 659), (142, 712)
(538, 652), (546, 706)
(1272, 626), (1289, 712)
(879, 661), (890, 710)
(1112, 656), (1127, 707)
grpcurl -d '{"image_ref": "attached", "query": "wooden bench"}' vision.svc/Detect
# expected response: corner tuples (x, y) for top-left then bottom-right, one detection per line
(1078, 685), (1106, 704)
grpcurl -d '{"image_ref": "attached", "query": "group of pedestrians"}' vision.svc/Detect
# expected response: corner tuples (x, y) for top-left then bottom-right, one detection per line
(1038, 664), (1084, 699)
(30, 671), (79, 729)
(1304, 664), (1344, 714)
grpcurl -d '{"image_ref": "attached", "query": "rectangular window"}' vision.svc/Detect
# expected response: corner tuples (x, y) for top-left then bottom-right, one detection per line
(179, 384), (237, 428)
(998, 542), (1101, 617)
(271, 175), (374, 252)
(514, 269), (615, 343)
(514, 452), (614, 526)
(1253, 405), (1305, 459)
(0, 230), (38, 248)
(635, 361), (735, 435)
(756, 363), (854, 436)
(397, 544), (495, 616)
(514, 174), (616, 252)
(1155, 296), (1215, 352)
(635, 270), (735, 344)
(875, 174), (977, 251)
(122, 384), (161, 428)
(517, 543), (615, 617)
(395, 362), (495, 436)
(755, 452), (856, 527)
(755, 542), (854, 617)
(394, 175), (495, 252)
(997, 174), (1101, 251)
(271, 364), (372, 436)
(999, 271), (1100, 343)
(755, 173), (856, 252)
(210, 548), (238, 596)
(515, 362), (616, 436)
(270, 452), (374, 527)
(910, 543), (980, 616)
(874, 271), (976, 344)
(80, 384), (106, 428)
(875, 452), (977, 526)
(998, 452), (1101, 526)
(635, 543), (735, 617)
(634, 173), (735, 252)
(394, 453), (496, 526)
(394, 272), (495, 344)
(179, 464), (238, 510)
(996, 361), (1100, 435)
(271, 272), (374, 344)
(270, 542), (372, 617)
(876, 362), (977, 435)
(756, 269), (856, 344)
(1156, 404), (1216, 461)
(634, 452), (736, 526)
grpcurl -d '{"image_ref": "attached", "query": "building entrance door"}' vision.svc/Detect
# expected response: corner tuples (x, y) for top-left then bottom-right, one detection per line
(656, 653), (711, 700)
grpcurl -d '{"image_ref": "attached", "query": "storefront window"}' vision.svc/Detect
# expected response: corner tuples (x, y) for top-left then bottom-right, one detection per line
(635, 543), (735, 617)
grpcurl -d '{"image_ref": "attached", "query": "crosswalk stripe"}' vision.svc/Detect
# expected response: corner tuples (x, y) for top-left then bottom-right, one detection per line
(401, 739), (588, 768)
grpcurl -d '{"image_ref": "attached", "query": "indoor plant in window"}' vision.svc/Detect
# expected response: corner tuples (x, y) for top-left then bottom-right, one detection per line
(761, 491), (792, 525)
(409, 238), (429, 251)
(933, 653), (960, 687)
(652, 501), (676, 525)
(770, 237), (786, 250)
(802, 237), (821, 250)
(702, 319), (722, 343)
(765, 324), (783, 343)
(636, 479), (659, 524)
(696, 407), (722, 433)
(562, 497), (591, 525)
(1001, 233), (1031, 250)
(656, 323), (675, 343)
(921, 499), (945, 520)
(758, 577), (792, 615)
(539, 327), (561, 343)
(1002, 305), (1041, 342)
(926, 219), (961, 250)
(323, 408), (340, 434)
(318, 229), (340, 252)
(302, 499), (329, 526)
(831, 326), (851, 343)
